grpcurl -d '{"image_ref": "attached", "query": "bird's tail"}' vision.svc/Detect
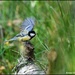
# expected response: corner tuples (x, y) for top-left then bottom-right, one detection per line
(4, 37), (18, 44)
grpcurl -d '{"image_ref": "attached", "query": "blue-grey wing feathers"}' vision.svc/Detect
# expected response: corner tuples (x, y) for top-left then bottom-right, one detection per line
(21, 17), (35, 32)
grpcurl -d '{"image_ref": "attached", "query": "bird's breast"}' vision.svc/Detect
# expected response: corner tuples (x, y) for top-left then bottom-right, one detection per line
(18, 35), (31, 41)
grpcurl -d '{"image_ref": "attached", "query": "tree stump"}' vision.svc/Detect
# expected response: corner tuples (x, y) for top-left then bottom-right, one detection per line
(13, 41), (45, 74)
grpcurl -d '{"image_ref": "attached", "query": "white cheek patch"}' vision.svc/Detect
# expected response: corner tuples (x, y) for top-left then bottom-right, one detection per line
(30, 33), (35, 36)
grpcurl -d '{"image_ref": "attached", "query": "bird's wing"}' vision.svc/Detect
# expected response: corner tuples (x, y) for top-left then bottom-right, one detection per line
(20, 17), (35, 32)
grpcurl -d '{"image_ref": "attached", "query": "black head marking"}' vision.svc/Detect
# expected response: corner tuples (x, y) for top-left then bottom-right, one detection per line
(28, 31), (36, 39)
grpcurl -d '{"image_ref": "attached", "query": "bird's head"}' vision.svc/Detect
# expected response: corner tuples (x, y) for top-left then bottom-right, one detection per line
(28, 31), (36, 39)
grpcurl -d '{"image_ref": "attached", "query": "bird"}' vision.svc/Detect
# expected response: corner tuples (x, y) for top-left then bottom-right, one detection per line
(5, 17), (36, 44)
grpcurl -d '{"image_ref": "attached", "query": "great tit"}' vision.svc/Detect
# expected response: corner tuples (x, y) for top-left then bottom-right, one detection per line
(5, 17), (36, 43)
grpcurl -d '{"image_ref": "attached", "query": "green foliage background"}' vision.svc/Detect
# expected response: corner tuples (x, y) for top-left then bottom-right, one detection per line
(0, 1), (75, 74)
